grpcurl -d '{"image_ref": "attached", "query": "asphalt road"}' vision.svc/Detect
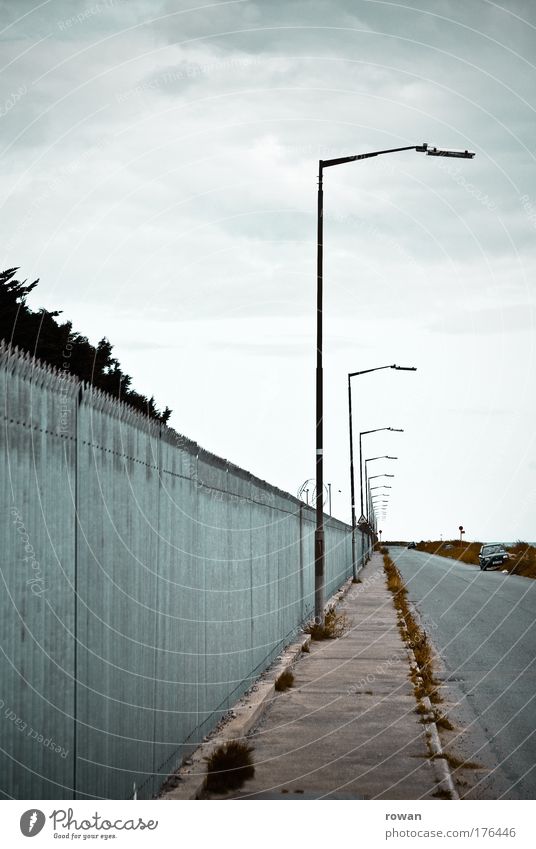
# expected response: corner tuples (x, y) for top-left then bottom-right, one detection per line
(390, 546), (536, 799)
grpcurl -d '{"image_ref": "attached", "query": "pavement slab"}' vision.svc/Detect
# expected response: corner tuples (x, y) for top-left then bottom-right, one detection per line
(202, 553), (443, 800)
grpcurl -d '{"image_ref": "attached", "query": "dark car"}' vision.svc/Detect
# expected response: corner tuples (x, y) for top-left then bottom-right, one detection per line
(479, 543), (509, 571)
(407, 541), (416, 549)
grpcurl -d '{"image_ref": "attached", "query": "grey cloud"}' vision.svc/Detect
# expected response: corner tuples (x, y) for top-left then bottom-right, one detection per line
(206, 335), (361, 355)
(2, 0), (536, 538)
(443, 407), (509, 416)
(427, 304), (536, 335)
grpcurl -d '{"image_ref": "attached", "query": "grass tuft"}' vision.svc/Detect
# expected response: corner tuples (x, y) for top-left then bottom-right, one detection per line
(434, 752), (481, 771)
(304, 607), (348, 640)
(432, 789), (452, 800)
(204, 741), (254, 793)
(275, 669), (295, 691)
(434, 712), (455, 731)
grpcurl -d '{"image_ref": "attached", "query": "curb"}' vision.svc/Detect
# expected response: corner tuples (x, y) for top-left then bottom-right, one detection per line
(160, 572), (356, 800)
(420, 696), (459, 799)
(399, 608), (459, 800)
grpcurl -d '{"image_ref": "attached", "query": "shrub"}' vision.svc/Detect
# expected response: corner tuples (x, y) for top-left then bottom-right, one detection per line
(204, 741), (254, 793)
(304, 607), (348, 640)
(275, 669), (295, 691)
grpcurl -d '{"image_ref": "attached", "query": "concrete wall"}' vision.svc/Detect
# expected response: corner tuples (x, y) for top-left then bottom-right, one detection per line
(0, 342), (361, 800)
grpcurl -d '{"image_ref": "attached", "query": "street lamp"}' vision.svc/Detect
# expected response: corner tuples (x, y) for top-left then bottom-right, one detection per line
(366, 474), (395, 522)
(314, 142), (474, 623)
(347, 367), (413, 581)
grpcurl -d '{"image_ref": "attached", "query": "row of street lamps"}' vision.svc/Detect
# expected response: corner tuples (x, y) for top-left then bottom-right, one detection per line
(367, 457), (396, 534)
(356, 419), (406, 566)
(314, 141), (475, 624)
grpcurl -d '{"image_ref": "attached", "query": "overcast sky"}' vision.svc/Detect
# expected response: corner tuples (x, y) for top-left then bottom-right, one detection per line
(1, 0), (536, 541)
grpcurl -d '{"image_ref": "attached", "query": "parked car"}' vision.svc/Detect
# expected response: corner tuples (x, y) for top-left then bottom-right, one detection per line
(407, 541), (416, 549)
(479, 543), (509, 571)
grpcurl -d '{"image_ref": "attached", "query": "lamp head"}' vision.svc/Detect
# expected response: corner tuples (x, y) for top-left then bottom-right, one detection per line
(416, 142), (475, 159)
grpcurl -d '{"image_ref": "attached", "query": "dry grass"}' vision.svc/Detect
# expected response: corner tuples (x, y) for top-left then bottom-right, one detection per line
(275, 669), (295, 691)
(204, 741), (254, 793)
(506, 541), (536, 579)
(415, 539), (536, 580)
(432, 789), (451, 799)
(386, 569), (404, 595)
(304, 607), (348, 641)
(435, 752), (481, 771)
(383, 553), (442, 707)
(415, 539), (481, 566)
(434, 712), (455, 731)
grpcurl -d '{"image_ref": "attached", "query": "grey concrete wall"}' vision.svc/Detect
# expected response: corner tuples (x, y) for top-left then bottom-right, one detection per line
(0, 342), (360, 800)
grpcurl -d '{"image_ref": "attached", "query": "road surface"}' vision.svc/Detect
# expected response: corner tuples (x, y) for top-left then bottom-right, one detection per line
(390, 546), (536, 799)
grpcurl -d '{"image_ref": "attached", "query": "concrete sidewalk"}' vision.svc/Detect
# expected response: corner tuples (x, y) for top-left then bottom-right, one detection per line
(206, 554), (441, 800)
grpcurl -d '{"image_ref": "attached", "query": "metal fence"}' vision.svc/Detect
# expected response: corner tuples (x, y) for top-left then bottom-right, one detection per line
(0, 342), (362, 800)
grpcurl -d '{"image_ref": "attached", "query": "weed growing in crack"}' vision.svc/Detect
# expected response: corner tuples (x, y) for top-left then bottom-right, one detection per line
(275, 669), (295, 691)
(204, 741), (254, 793)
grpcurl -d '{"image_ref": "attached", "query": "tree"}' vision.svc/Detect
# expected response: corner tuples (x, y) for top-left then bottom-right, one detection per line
(0, 267), (172, 424)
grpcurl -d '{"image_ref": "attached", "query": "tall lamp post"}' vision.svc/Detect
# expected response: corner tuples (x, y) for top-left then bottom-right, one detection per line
(315, 142), (475, 624)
